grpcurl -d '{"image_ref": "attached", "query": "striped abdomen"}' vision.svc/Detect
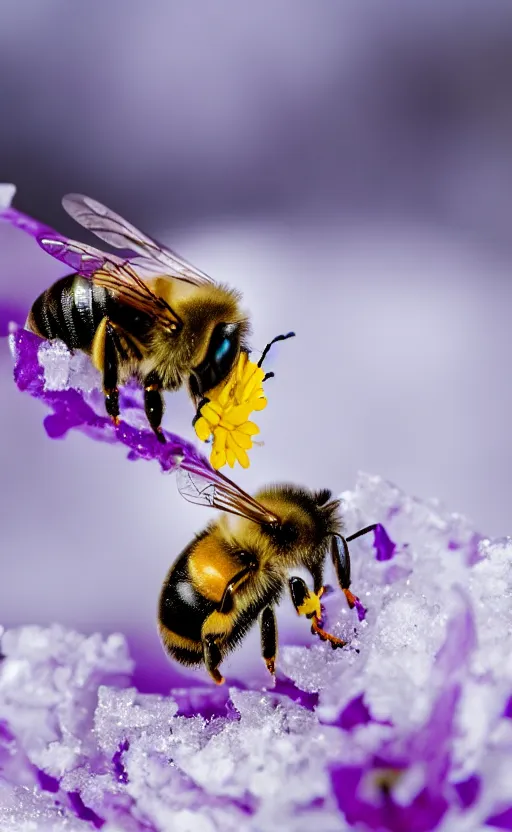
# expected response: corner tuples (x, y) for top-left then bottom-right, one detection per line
(27, 274), (153, 352)
(158, 535), (283, 668)
(27, 275), (110, 351)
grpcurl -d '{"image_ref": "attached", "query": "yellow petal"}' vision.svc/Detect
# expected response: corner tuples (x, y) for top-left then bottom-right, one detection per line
(242, 368), (266, 400)
(218, 418), (235, 430)
(236, 351), (249, 382)
(211, 447), (227, 469)
(236, 421), (259, 436)
(245, 388), (265, 405)
(194, 417), (212, 442)
(226, 433), (250, 468)
(241, 360), (257, 383)
(212, 426), (228, 454)
(200, 402), (222, 424)
(226, 447), (237, 468)
(249, 396), (267, 412)
(216, 372), (236, 408)
(231, 430), (253, 450)
(224, 403), (252, 425)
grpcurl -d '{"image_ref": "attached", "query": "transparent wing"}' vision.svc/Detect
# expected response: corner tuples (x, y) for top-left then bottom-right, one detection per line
(63, 194), (214, 286)
(37, 235), (182, 329)
(38, 235), (108, 277)
(176, 461), (279, 526)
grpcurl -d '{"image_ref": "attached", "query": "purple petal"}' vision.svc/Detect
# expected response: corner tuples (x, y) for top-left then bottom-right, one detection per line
(334, 694), (393, 732)
(336, 694), (372, 731)
(174, 685), (235, 720)
(331, 763), (449, 832)
(112, 740), (129, 784)
(272, 678), (319, 710)
(354, 595), (368, 621)
(36, 769), (60, 793)
(435, 589), (476, 676)
(331, 765), (382, 829)
(0, 720), (14, 743)
(374, 524), (397, 561)
(67, 792), (105, 829)
(453, 774), (480, 809)
(486, 808), (512, 830)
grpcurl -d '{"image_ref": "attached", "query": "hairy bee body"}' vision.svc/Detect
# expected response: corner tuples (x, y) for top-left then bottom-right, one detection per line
(159, 529), (284, 668)
(27, 271), (247, 432)
(19, 191), (260, 443)
(159, 485), (346, 683)
(27, 274), (153, 360)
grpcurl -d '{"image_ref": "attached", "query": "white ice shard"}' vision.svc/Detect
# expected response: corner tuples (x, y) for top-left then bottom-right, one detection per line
(0, 183), (16, 210)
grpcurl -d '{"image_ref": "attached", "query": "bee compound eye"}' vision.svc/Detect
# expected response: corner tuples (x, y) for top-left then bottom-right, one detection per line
(191, 322), (241, 395)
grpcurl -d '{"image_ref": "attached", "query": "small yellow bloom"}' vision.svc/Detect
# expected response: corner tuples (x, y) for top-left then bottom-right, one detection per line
(193, 352), (267, 470)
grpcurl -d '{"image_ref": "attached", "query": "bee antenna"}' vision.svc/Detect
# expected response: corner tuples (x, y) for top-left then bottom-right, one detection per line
(345, 524), (378, 543)
(262, 371), (274, 382)
(257, 331), (295, 368)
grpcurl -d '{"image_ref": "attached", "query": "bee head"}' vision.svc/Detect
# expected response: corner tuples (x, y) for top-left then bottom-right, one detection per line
(189, 322), (242, 397)
(256, 486), (343, 561)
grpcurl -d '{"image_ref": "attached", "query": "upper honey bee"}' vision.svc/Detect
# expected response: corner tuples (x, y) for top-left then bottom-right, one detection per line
(159, 457), (376, 684)
(25, 194), (293, 448)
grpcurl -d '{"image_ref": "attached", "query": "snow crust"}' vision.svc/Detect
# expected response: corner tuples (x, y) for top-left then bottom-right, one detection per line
(2, 471), (512, 831)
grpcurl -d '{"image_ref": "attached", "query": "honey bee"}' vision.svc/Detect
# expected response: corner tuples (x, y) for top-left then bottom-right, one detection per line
(159, 460), (376, 684)
(26, 194), (293, 444)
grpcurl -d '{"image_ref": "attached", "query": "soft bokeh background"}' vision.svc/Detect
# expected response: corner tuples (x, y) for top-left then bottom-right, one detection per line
(1, 0), (512, 689)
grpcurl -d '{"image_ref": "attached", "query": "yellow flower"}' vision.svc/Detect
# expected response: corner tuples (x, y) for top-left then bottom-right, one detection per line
(193, 352), (267, 469)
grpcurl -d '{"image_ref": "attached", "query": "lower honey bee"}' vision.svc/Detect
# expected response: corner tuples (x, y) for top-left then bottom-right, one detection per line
(159, 458), (376, 684)
(23, 193), (292, 448)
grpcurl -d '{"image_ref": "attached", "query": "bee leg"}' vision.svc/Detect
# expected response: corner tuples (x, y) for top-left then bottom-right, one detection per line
(260, 606), (277, 676)
(201, 611), (231, 684)
(331, 528), (376, 610)
(289, 576), (322, 619)
(289, 576), (346, 649)
(308, 563), (325, 596)
(144, 370), (166, 444)
(219, 554), (258, 614)
(102, 321), (122, 425)
(202, 635), (225, 685)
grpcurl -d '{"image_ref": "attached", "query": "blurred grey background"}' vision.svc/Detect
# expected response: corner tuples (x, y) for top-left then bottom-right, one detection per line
(1, 0), (512, 689)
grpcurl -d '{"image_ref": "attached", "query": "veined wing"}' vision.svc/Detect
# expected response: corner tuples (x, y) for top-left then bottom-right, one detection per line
(63, 193), (214, 287)
(176, 459), (279, 526)
(37, 235), (182, 330)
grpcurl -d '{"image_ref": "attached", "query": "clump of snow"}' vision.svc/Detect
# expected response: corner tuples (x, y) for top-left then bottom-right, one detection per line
(37, 340), (101, 394)
(0, 183), (16, 209)
(1, 474), (512, 831)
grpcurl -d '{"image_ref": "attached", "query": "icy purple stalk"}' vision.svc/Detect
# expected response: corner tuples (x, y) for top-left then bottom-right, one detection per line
(11, 326), (207, 475)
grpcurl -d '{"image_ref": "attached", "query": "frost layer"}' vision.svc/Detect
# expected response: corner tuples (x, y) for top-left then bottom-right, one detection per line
(2, 475), (512, 831)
